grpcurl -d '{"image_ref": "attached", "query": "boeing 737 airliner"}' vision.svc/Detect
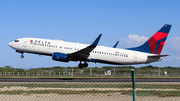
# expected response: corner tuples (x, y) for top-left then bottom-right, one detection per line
(8, 24), (171, 68)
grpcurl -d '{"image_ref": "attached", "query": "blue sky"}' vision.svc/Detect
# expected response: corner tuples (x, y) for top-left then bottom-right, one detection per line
(1, 0), (180, 69)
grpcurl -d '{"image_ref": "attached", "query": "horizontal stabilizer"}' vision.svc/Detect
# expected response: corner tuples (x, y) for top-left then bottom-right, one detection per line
(148, 55), (169, 58)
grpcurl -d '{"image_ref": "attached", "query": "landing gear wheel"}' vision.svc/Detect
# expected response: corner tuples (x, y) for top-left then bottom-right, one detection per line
(83, 62), (88, 68)
(78, 63), (83, 69)
(20, 55), (24, 58)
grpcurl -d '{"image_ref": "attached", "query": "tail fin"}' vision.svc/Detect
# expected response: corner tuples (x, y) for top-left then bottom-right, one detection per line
(127, 24), (172, 54)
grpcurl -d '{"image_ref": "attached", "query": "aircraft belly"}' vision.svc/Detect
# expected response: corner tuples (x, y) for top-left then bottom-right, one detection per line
(90, 53), (149, 65)
(19, 45), (53, 56)
(91, 54), (133, 65)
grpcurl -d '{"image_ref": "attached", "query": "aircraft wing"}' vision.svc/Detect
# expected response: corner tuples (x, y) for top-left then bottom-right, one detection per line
(68, 34), (102, 60)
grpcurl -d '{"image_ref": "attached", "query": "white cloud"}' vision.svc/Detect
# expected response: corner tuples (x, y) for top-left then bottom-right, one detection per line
(119, 34), (148, 48)
(169, 37), (180, 50)
(128, 34), (148, 43)
(176, 56), (180, 60)
(163, 37), (180, 60)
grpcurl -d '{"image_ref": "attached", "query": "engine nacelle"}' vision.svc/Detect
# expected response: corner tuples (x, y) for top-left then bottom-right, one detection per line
(52, 52), (69, 62)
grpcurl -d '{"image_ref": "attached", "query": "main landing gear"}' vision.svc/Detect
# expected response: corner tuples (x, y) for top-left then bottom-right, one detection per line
(78, 61), (88, 69)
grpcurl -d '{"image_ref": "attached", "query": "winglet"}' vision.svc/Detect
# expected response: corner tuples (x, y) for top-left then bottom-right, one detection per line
(113, 41), (119, 48)
(90, 34), (102, 47)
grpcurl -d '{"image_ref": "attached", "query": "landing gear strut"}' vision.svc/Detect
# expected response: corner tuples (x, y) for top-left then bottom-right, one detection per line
(20, 53), (24, 58)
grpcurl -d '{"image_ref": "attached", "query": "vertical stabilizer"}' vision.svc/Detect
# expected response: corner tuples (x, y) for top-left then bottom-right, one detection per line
(127, 24), (172, 54)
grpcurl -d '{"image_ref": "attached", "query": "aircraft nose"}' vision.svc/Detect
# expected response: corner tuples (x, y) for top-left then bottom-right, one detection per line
(8, 42), (13, 47)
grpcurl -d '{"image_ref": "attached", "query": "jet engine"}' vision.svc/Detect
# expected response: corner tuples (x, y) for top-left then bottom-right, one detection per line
(52, 52), (69, 62)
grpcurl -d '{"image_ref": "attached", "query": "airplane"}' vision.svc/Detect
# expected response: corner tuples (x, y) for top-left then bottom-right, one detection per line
(8, 24), (171, 68)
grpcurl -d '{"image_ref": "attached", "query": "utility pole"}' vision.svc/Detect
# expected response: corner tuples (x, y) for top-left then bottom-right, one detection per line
(114, 68), (115, 76)
(90, 69), (92, 76)
(72, 68), (73, 76)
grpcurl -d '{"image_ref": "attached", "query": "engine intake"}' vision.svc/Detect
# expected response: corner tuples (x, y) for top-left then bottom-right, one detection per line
(52, 52), (69, 62)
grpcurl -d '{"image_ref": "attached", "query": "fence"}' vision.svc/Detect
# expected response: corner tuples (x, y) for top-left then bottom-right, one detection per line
(0, 68), (180, 77)
(0, 69), (180, 101)
(0, 82), (180, 101)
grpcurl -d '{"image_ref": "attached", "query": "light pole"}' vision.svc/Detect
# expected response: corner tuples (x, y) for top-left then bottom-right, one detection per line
(90, 69), (92, 76)
(72, 68), (73, 76)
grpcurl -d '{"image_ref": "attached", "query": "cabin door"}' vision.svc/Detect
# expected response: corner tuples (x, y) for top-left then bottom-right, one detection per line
(23, 41), (27, 47)
(133, 53), (138, 62)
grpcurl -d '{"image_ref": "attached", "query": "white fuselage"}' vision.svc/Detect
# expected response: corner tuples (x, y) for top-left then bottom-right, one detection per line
(8, 38), (161, 65)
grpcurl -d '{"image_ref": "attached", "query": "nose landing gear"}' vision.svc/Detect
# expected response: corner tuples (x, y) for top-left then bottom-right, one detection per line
(20, 53), (24, 58)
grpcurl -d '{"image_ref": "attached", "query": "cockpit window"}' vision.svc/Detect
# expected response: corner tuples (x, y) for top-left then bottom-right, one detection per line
(14, 40), (19, 42)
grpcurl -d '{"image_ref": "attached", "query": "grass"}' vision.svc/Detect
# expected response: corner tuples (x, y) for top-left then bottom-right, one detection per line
(0, 84), (132, 88)
(121, 90), (180, 97)
(0, 90), (121, 95)
(0, 83), (179, 89)
(1, 89), (180, 97)
(0, 83), (180, 97)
